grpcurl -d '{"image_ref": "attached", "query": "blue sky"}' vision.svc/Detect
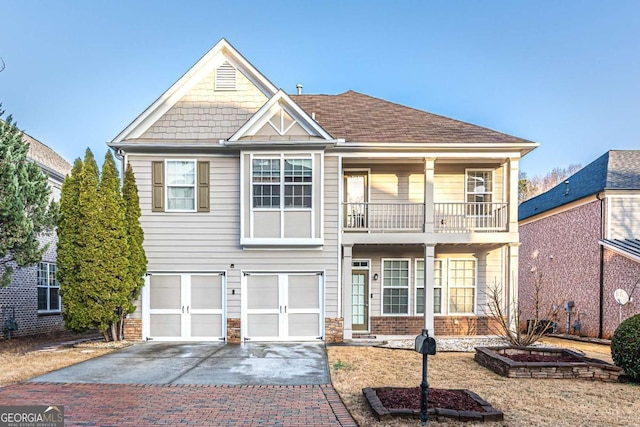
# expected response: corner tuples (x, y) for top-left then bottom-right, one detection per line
(1, 1), (638, 177)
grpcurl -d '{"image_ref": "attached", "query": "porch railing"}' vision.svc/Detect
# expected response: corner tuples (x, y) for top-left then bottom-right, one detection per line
(434, 202), (508, 232)
(343, 202), (509, 232)
(344, 202), (424, 231)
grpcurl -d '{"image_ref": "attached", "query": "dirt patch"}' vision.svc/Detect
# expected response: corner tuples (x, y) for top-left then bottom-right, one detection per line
(327, 345), (640, 427)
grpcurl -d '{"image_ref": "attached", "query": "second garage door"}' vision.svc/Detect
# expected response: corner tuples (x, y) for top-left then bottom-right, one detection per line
(242, 272), (323, 341)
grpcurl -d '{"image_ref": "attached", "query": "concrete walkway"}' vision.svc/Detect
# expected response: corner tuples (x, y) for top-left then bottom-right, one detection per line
(1, 342), (357, 426)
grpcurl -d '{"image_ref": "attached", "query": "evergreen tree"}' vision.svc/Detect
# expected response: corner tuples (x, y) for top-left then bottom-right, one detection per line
(0, 108), (56, 287)
(121, 162), (147, 337)
(96, 151), (130, 340)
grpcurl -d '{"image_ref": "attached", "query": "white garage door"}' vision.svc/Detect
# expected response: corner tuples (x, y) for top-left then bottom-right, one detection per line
(242, 272), (323, 341)
(145, 273), (225, 341)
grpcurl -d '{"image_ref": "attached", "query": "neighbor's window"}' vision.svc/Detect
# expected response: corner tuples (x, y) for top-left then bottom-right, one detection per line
(252, 157), (312, 209)
(448, 259), (476, 314)
(382, 259), (409, 315)
(166, 160), (196, 211)
(38, 262), (60, 313)
(466, 170), (493, 216)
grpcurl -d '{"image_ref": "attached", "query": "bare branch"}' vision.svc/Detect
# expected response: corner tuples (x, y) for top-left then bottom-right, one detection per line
(0, 57), (5, 73)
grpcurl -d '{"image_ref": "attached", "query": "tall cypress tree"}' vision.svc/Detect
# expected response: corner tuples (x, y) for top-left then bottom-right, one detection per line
(121, 162), (147, 337)
(0, 108), (56, 287)
(97, 151), (130, 340)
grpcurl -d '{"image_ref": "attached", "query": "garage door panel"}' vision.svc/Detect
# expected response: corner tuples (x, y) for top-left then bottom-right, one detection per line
(288, 275), (320, 310)
(150, 314), (181, 337)
(150, 275), (181, 309)
(191, 275), (223, 310)
(288, 313), (319, 337)
(248, 314), (279, 337)
(191, 314), (223, 337)
(247, 275), (279, 310)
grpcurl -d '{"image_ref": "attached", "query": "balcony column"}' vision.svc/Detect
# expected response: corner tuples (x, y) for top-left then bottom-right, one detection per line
(423, 158), (435, 233)
(423, 244), (436, 334)
(342, 244), (354, 340)
(506, 243), (520, 333)
(508, 157), (520, 233)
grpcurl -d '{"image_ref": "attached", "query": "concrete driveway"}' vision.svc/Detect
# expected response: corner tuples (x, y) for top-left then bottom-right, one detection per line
(30, 341), (330, 385)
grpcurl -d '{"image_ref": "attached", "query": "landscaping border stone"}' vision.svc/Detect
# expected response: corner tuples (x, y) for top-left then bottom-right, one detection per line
(474, 346), (622, 382)
(362, 387), (504, 422)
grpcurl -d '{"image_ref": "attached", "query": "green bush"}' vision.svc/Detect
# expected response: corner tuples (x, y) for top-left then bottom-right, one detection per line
(611, 314), (640, 379)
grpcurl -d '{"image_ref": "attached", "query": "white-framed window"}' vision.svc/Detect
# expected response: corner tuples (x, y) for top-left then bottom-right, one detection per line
(465, 169), (493, 216)
(166, 160), (196, 211)
(448, 259), (476, 314)
(252, 156), (312, 209)
(38, 262), (60, 313)
(215, 61), (236, 90)
(382, 259), (410, 315)
(415, 259), (443, 315)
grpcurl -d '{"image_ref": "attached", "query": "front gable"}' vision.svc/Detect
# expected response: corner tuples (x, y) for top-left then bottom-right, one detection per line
(227, 90), (336, 145)
(112, 39), (277, 144)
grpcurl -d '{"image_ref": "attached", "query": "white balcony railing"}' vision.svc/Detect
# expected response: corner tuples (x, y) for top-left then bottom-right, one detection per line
(434, 202), (508, 232)
(344, 203), (424, 231)
(343, 202), (508, 232)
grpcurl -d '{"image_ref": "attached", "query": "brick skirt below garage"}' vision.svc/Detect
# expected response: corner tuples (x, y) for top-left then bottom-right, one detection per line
(368, 316), (501, 336)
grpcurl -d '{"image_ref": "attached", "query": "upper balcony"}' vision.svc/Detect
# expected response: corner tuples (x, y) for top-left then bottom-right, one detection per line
(341, 158), (518, 245)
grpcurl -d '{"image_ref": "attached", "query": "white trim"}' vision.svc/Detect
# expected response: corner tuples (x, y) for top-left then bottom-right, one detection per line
(446, 258), (478, 315)
(112, 39), (277, 143)
(352, 259), (372, 332)
(241, 238), (324, 247)
(228, 90), (334, 142)
(164, 159), (198, 213)
(337, 155), (343, 319)
(36, 262), (61, 314)
(600, 241), (640, 264)
(380, 258), (412, 316)
(607, 196), (612, 239)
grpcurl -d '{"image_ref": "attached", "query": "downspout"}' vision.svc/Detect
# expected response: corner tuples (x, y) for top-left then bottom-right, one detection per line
(113, 148), (125, 181)
(596, 192), (605, 338)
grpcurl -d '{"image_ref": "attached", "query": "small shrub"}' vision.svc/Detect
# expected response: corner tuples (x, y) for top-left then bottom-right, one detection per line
(332, 360), (352, 372)
(611, 314), (640, 379)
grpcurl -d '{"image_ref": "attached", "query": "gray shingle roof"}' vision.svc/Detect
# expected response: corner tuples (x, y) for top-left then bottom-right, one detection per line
(519, 150), (640, 220)
(291, 91), (536, 145)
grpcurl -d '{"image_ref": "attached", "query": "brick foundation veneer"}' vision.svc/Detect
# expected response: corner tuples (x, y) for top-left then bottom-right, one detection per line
(368, 316), (500, 336)
(227, 318), (241, 343)
(325, 317), (343, 343)
(123, 318), (143, 341)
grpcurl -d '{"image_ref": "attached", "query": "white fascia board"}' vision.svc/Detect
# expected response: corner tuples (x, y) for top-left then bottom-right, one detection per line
(227, 90), (334, 142)
(333, 141), (538, 155)
(112, 38), (277, 143)
(600, 240), (640, 264)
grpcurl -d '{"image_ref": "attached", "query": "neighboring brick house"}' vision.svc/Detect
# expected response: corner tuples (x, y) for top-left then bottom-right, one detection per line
(519, 150), (640, 338)
(109, 39), (537, 343)
(0, 126), (71, 338)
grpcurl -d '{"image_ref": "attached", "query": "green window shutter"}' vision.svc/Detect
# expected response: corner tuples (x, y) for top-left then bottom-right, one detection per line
(152, 161), (165, 212)
(197, 161), (210, 212)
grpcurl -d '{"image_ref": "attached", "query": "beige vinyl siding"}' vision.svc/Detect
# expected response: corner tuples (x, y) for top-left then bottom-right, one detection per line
(434, 164), (505, 203)
(128, 153), (340, 319)
(369, 164), (424, 204)
(608, 196), (640, 239)
(140, 67), (268, 141)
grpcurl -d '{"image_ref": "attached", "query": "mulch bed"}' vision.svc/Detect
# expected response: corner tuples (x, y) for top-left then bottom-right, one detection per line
(503, 353), (583, 363)
(363, 387), (503, 422)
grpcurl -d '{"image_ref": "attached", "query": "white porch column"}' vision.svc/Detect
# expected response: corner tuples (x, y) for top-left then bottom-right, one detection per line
(506, 243), (520, 332)
(423, 244), (436, 334)
(342, 244), (354, 340)
(424, 158), (435, 233)
(508, 157), (520, 233)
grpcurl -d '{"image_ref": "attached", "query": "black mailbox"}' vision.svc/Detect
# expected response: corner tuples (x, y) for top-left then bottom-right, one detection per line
(415, 333), (436, 355)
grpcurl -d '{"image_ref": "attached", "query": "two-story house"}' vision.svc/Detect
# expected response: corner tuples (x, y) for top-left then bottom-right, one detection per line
(109, 39), (537, 343)
(519, 150), (640, 339)
(0, 125), (71, 338)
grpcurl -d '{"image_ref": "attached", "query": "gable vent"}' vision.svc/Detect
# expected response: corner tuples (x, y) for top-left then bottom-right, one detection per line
(215, 61), (236, 90)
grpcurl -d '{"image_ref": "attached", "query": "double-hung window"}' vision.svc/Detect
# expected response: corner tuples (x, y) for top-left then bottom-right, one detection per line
(252, 157), (312, 209)
(38, 262), (60, 313)
(465, 169), (493, 216)
(415, 259), (443, 315)
(167, 160), (196, 211)
(448, 259), (476, 314)
(382, 259), (409, 315)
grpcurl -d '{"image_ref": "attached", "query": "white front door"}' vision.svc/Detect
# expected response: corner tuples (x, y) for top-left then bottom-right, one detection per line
(242, 273), (323, 341)
(146, 273), (225, 341)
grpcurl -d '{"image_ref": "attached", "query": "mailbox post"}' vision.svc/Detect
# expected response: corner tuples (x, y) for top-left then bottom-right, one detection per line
(415, 328), (436, 425)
